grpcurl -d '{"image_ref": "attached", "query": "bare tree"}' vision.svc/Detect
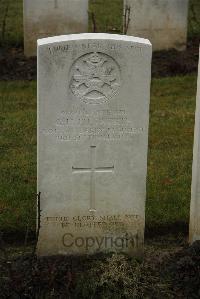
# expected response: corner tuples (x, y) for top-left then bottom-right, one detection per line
(123, 4), (131, 35)
(189, 1), (200, 34)
(32, 191), (41, 256)
(91, 11), (97, 33)
(1, 0), (10, 44)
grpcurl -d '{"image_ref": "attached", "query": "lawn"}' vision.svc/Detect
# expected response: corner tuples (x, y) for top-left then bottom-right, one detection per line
(0, 82), (37, 234)
(0, 0), (23, 46)
(147, 75), (196, 231)
(0, 75), (197, 235)
(0, 0), (200, 46)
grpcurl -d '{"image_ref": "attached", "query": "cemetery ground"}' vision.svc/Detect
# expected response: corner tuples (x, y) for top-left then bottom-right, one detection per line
(0, 0), (200, 298)
(1, 76), (200, 298)
(0, 0), (200, 79)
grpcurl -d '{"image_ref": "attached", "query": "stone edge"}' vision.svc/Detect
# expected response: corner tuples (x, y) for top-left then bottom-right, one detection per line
(37, 33), (152, 47)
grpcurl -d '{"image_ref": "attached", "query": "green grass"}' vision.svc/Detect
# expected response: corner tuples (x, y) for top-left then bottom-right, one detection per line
(147, 75), (197, 229)
(89, 0), (123, 33)
(0, 81), (37, 233)
(0, 0), (200, 47)
(188, 0), (200, 39)
(0, 0), (23, 46)
(0, 75), (197, 234)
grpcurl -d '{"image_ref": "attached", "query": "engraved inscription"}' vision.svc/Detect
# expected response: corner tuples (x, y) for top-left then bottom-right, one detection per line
(44, 214), (144, 230)
(48, 43), (144, 56)
(70, 52), (121, 104)
(41, 109), (145, 141)
(72, 146), (114, 212)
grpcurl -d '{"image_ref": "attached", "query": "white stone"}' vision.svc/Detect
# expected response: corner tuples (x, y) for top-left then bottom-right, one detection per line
(190, 47), (200, 243)
(37, 33), (152, 256)
(23, 0), (88, 57)
(124, 0), (189, 51)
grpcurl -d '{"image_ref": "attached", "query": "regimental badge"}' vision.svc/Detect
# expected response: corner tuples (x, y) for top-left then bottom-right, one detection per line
(70, 52), (121, 104)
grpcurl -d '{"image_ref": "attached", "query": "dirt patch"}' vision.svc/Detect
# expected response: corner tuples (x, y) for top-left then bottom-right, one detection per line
(145, 221), (189, 238)
(152, 37), (199, 78)
(0, 37), (199, 81)
(0, 248), (172, 299)
(1, 236), (200, 298)
(165, 240), (200, 298)
(0, 47), (36, 81)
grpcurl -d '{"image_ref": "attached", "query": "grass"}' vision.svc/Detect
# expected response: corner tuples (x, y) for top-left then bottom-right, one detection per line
(0, 0), (23, 47)
(89, 0), (123, 33)
(0, 0), (200, 47)
(147, 75), (197, 230)
(0, 81), (37, 233)
(0, 75), (197, 234)
(188, 0), (200, 39)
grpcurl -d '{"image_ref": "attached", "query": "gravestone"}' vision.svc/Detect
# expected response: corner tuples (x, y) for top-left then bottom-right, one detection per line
(23, 0), (88, 57)
(37, 33), (152, 256)
(124, 0), (189, 51)
(190, 47), (200, 243)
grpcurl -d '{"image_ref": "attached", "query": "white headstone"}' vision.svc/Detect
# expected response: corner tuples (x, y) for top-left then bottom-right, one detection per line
(37, 33), (152, 256)
(190, 48), (200, 243)
(124, 0), (189, 51)
(23, 0), (88, 57)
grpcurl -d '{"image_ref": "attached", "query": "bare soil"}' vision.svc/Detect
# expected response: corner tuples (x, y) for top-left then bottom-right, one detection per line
(0, 37), (199, 81)
(0, 235), (200, 299)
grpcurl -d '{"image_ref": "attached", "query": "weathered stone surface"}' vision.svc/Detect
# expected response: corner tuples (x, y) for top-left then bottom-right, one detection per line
(190, 48), (200, 243)
(37, 33), (152, 256)
(23, 0), (88, 57)
(124, 0), (189, 51)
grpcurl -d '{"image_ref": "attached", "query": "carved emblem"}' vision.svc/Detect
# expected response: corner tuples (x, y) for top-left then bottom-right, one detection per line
(70, 52), (121, 104)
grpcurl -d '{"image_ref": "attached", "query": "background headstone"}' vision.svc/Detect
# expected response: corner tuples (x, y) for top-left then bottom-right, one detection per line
(124, 0), (189, 51)
(190, 47), (200, 243)
(23, 0), (88, 57)
(37, 33), (152, 256)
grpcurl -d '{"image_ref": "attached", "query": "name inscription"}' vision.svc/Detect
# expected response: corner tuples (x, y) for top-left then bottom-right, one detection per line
(41, 109), (145, 141)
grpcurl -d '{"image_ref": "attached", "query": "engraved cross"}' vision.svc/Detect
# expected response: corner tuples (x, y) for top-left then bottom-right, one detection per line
(72, 146), (114, 212)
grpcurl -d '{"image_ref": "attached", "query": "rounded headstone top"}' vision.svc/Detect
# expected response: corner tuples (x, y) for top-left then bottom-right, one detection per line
(37, 33), (152, 47)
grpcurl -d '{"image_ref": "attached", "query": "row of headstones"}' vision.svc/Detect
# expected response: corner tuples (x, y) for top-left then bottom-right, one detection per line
(24, 0), (189, 57)
(37, 32), (200, 257)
